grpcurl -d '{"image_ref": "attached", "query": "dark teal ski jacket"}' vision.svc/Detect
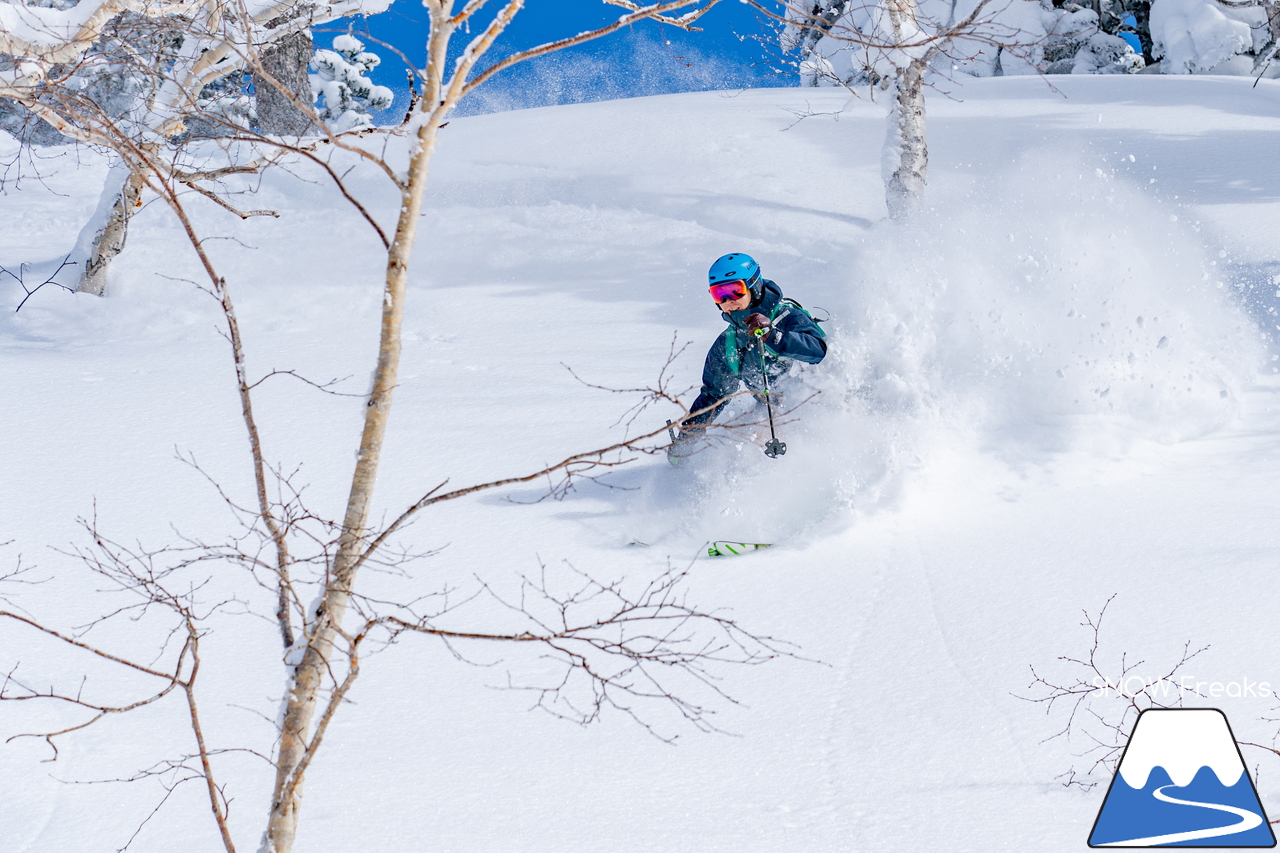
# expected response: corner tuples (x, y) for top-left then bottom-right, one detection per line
(686, 280), (827, 427)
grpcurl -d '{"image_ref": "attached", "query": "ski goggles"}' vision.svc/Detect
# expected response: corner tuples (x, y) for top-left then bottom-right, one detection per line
(709, 281), (750, 303)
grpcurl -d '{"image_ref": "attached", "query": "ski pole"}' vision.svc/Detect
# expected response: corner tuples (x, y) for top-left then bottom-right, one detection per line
(756, 337), (786, 458)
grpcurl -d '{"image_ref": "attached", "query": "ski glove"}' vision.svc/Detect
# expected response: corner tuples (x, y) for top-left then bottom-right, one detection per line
(667, 428), (701, 467)
(744, 313), (772, 339)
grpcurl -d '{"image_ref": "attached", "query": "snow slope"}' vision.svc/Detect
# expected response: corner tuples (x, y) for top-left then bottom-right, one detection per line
(4, 75), (1280, 851)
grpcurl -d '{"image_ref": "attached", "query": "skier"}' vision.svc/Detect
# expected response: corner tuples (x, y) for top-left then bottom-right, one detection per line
(669, 253), (827, 463)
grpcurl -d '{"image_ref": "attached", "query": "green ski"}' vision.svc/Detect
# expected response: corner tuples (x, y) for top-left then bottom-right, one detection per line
(707, 541), (771, 557)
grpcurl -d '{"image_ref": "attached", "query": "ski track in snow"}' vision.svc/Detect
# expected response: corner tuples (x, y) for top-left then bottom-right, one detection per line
(911, 533), (1038, 785)
(815, 534), (891, 832)
(4, 76), (1280, 851)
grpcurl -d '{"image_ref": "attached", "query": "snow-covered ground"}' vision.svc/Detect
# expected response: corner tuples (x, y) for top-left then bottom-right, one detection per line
(4, 75), (1280, 851)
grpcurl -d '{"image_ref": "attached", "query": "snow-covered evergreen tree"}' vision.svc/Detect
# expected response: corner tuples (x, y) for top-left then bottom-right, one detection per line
(309, 34), (394, 132)
(1038, 6), (1146, 74)
(1149, 0), (1264, 73)
(786, 0), (1146, 80)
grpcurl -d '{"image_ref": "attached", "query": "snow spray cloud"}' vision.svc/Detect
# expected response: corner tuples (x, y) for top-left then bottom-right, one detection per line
(641, 153), (1265, 546)
(452, 32), (773, 118)
(830, 153), (1263, 459)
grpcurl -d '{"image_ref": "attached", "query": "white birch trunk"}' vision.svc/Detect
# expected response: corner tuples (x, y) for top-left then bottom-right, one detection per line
(880, 0), (929, 220)
(883, 59), (927, 220)
(256, 2), (719, 849)
(260, 18), (452, 848)
(72, 160), (146, 294)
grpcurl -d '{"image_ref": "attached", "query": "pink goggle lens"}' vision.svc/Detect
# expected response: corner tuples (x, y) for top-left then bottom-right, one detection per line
(709, 281), (748, 303)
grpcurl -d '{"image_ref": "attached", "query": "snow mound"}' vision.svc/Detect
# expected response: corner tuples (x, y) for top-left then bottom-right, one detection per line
(1151, 0), (1254, 73)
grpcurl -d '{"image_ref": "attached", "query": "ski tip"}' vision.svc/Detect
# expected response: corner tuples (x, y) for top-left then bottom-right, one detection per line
(707, 541), (772, 557)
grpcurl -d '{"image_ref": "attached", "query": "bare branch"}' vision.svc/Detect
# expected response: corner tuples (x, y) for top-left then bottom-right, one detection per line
(182, 181), (279, 219)
(372, 561), (798, 740)
(244, 369), (360, 396)
(0, 611), (181, 682)
(182, 633), (237, 853)
(1018, 596), (1209, 784)
(463, 1), (723, 97)
(5, 254), (77, 312)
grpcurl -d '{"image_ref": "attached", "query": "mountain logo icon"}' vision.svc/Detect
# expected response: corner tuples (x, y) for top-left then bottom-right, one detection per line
(1089, 708), (1276, 847)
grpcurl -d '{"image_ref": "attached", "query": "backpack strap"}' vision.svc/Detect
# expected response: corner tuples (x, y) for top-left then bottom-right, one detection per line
(774, 297), (826, 339)
(726, 325), (779, 373)
(725, 328), (741, 374)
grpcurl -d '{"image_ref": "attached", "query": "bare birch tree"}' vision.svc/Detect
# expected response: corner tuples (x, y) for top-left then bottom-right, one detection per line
(0, 4), (811, 853)
(269, 6), (726, 843)
(756, 0), (1031, 218)
(0, 0), (383, 293)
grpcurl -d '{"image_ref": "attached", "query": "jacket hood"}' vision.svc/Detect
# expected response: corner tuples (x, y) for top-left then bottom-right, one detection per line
(723, 279), (783, 327)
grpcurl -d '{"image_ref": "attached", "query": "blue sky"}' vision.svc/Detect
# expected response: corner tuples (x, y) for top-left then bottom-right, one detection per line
(316, 0), (794, 118)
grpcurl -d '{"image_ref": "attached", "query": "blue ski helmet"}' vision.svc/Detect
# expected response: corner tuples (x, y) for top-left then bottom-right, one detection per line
(708, 253), (762, 296)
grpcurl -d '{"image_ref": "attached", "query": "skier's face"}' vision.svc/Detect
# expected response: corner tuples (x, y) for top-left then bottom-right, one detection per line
(717, 292), (751, 313)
